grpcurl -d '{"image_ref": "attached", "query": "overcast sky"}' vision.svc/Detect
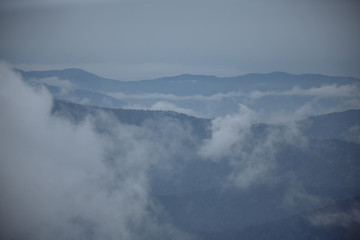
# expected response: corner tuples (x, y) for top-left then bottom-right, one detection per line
(1, 0), (359, 80)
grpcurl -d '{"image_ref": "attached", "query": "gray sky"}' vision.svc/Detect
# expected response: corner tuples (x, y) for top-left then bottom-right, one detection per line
(1, 0), (360, 80)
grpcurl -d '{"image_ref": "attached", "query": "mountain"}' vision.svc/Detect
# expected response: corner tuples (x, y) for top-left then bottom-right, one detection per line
(52, 100), (211, 139)
(3, 64), (359, 239)
(17, 68), (360, 117)
(196, 195), (360, 240)
(51, 101), (360, 237)
(16, 68), (121, 92)
(14, 67), (360, 239)
(17, 68), (359, 95)
(298, 110), (360, 143)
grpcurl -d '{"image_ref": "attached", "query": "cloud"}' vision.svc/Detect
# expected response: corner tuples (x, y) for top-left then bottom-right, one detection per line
(0, 62), (192, 240)
(108, 84), (360, 118)
(107, 91), (245, 102)
(30, 76), (74, 96)
(198, 104), (305, 189)
(307, 204), (360, 227)
(263, 102), (320, 124)
(283, 177), (323, 210)
(198, 104), (255, 161)
(121, 101), (200, 117)
(248, 84), (360, 122)
(250, 84), (360, 100)
(345, 124), (360, 144)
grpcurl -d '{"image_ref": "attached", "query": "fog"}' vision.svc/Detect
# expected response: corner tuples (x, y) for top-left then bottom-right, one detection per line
(0, 63), (192, 240)
(1, 63), (359, 239)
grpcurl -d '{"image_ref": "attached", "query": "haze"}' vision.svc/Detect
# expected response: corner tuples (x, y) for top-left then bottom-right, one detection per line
(1, 0), (360, 80)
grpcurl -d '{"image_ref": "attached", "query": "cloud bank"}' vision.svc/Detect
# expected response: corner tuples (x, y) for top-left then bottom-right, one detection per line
(109, 84), (360, 103)
(109, 83), (360, 119)
(198, 104), (306, 189)
(249, 84), (360, 100)
(0, 63), (191, 240)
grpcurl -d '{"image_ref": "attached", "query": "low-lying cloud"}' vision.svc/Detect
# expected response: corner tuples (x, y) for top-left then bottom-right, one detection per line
(3, 62), (358, 237)
(123, 101), (199, 117)
(30, 76), (74, 96)
(107, 91), (245, 102)
(198, 104), (306, 189)
(109, 84), (360, 103)
(0, 63), (192, 240)
(307, 204), (360, 227)
(109, 83), (360, 119)
(249, 84), (360, 100)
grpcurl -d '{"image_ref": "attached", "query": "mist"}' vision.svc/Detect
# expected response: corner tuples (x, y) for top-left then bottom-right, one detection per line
(1, 63), (360, 239)
(0, 63), (192, 240)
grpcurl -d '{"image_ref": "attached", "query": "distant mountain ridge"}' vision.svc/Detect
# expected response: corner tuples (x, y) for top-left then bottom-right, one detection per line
(16, 68), (121, 92)
(16, 68), (360, 118)
(17, 68), (359, 94)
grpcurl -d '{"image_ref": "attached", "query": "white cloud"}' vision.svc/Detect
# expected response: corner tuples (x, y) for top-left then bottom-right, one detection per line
(198, 104), (306, 189)
(0, 62), (192, 240)
(121, 102), (200, 117)
(30, 76), (74, 96)
(198, 104), (255, 161)
(248, 84), (360, 122)
(108, 84), (360, 120)
(264, 102), (319, 124)
(79, 97), (90, 105)
(107, 91), (245, 102)
(250, 84), (360, 100)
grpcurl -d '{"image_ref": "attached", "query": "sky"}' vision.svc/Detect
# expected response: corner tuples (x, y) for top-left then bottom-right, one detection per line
(0, 0), (360, 80)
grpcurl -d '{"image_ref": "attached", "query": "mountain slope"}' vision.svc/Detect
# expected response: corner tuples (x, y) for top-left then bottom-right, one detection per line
(16, 68), (122, 92)
(196, 195), (360, 240)
(51, 101), (360, 236)
(298, 110), (360, 143)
